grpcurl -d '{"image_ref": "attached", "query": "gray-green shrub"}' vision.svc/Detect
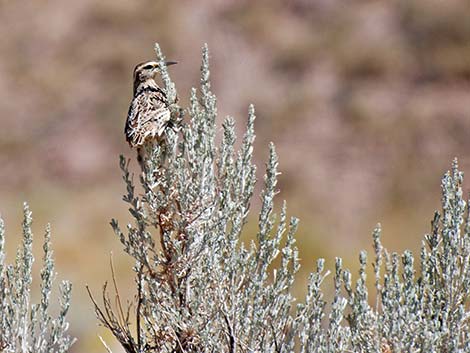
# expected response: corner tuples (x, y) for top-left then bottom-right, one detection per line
(87, 44), (470, 352)
(0, 203), (74, 353)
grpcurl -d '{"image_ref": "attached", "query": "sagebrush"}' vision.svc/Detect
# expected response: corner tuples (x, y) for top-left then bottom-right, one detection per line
(0, 203), (74, 353)
(1, 44), (469, 353)
(88, 44), (470, 352)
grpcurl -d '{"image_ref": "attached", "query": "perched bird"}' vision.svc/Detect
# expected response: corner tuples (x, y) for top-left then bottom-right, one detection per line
(124, 60), (177, 167)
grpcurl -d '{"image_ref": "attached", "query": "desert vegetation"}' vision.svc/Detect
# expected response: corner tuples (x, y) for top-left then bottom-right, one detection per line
(2, 45), (470, 352)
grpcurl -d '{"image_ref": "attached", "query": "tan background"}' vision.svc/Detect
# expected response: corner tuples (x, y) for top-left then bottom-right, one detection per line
(1, 0), (470, 351)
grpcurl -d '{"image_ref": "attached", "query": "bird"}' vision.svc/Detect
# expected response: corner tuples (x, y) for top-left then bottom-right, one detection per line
(124, 60), (177, 168)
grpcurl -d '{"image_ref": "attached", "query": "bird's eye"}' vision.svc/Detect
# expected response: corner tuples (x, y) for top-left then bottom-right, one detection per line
(142, 64), (155, 70)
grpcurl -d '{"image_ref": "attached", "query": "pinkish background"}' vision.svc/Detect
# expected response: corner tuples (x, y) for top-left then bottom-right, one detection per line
(1, 1), (470, 351)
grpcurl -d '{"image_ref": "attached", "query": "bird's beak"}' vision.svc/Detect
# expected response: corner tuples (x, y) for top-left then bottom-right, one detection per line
(164, 61), (178, 67)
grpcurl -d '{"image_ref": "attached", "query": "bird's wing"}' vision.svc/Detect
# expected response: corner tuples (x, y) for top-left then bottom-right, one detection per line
(125, 91), (171, 147)
(125, 101), (139, 146)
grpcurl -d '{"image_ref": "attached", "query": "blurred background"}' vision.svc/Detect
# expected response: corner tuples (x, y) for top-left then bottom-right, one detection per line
(1, 0), (470, 351)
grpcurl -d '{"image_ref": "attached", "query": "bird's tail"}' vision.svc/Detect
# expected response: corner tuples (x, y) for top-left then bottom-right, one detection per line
(137, 147), (146, 173)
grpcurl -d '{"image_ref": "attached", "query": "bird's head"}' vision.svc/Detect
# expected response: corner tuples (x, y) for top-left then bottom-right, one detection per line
(133, 60), (177, 83)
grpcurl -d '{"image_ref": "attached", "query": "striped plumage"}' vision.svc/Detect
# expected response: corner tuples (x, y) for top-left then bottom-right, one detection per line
(125, 60), (177, 148)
